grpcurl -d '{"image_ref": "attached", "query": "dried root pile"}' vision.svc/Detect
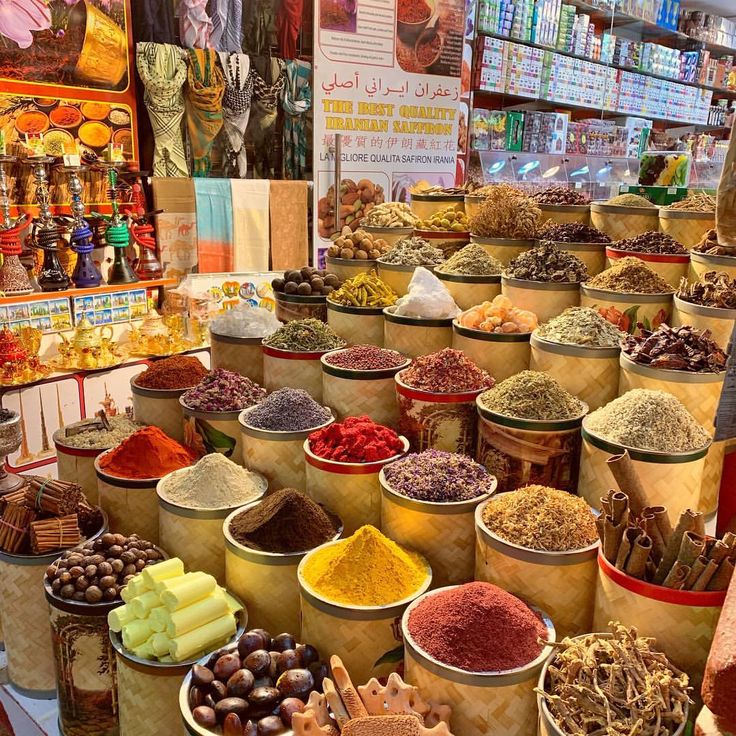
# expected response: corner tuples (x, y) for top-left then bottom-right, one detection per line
(469, 184), (540, 239)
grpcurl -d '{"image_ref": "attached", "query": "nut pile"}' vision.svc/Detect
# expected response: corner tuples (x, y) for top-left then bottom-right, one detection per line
(326, 227), (391, 261)
(272, 268), (341, 297)
(469, 184), (541, 239)
(46, 533), (163, 603)
(379, 236), (445, 266)
(532, 186), (590, 205)
(504, 241), (588, 283)
(187, 629), (326, 734)
(677, 271), (736, 309)
(540, 221), (611, 244)
(612, 231), (687, 255)
(415, 207), (470, 232)
(317, 179), (385, 238)
(327, 271), (397, 308)
(362, 202), (418, 228)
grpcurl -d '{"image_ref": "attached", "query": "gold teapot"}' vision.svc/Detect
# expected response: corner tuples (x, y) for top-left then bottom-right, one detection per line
(128, 310), (193, 356)
(56, 318), (123, 370)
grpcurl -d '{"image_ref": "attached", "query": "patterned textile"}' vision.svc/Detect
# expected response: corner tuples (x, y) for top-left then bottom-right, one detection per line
(246, 58), (286, 179)
(219, 52), (254, 178)
(194, 179), (233, 272)
(231, 179), (270, 271)
(282, 59), (311, 179)
(269, 180), (309, 269)
(210, 0), (243, 51)
(276, 0), (303, 59)
(185, 49), (225, 177)
(179, 0), (212, 48)
(151, 177), (198, 278)
(136, 43), (188, 177)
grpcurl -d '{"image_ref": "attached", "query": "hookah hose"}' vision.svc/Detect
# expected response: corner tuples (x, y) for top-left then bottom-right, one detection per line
(70, 220), (94, 254)
(0, 222), (22, 256)
(106, 221), (130, 250)
(36, 224), (62, 251)
(131, 220), (156, 251)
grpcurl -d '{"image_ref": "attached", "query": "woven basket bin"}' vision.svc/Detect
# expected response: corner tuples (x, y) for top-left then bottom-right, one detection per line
(377, 262), (434, 297)
(239, 406), (334, 492)
(606, 247), (690, 287)
(474, 499), (598, 638)
(579, 423), (710, 523)
(476, 399), (586, 493)
(593, 552), (724, 691)
(452, 323), (531, 382)
(209, 332), (264, 385)
(618, 354), (724, 516)
(529, 334), (620, 411)
(304, 438), (408, 535)
(95, 456), (160, 544)
(555, 242), (607, 276)
(54, 436), (104, 504)
(383, 308), (453, 359)
(321, 351), (410, 426)
(538, 203), (590, 226)
(130, 380), (186, 443)
(181, 404), (243, 464)
(410, 194), (464, 220)
(326, 256), (378, 282)
(414, 230), (470, 259)
(435, 272), (502, 310)
(501, 277), (581, 324)
(380, 471), (495, 588)
(689, 251), (736, 281)
(672, 296), (736, 352)
(402, 589), (555, 736)
(580, 285), (674, 334)
(275, 293), (328, 324)
(470, 235), (536, 265)
(0, 514), (106, 698)
(326, 303), (386, 347)
(47, 588), (120, 736)
(464, 195), (485, 221)
(590, 203), (659, 239)
(263, 345), (334, 403)
(224, 503), (342, 636)
(659, 209), (715, 248)
(395, 371), (483, 456)
(363, 226), (414, 249)
(298, 546), (432, 685)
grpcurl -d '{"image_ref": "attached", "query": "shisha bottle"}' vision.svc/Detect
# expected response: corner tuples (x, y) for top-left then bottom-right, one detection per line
(27, 155), (70, 292)
(65, 163), (102, 288)
(128, 181), (163, 280)
(0, 154), (33, 295)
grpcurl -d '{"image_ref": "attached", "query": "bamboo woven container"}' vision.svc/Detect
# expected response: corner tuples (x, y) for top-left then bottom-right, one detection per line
(326, 302), (386, 347)
(53, 431), (105, 504)
(180, 401), (244, 464)
(529, 333), (620, 411)
(326, 256), (377, 281)
(464, 194), (485, 221)
(410, 193), (464, 220)
(538, 203), (590, 226)
(659, 208), (714, 248)
(321, 349), (410, 426)
(304, 437), (409, 535)
(263, 344), (339, 402)
(395, 370), (485, 456)
(239, 405), (334, 492)
(157, 468), (267, 584)
(380, 470), (495, 587)
(580, 284), (674, 333)
(474, 499), (598, 638)
(689, 250), (736, 281)
(224, 502), (342, 636)
(579, 421), (711, 522)
(435, 271), (502, 310)
(95, 455), (163, 543)
(618, 354), (725, 516)
(298, 543), (432, 684)
(593, 552), (725, 689)
(452, 322), (531, 382)
(402, 588), (555, 736)
(110, 609), (245, 736)
(590, 202), (659, 239)
(376, 261), (435, 297)
(414, 229), (470, 258)
(0, 511), (106, 698)
(383, 307), (453, 359)
(606, 247), (690, 286)
(130, 378), (186, 443)
(275, 292), (328, 323)
(536, 629), (690, 736)
(363, 225), (414, 248)
(552, 242), (607, 275)
(209, 331), (264, 385)
(476, 398), (587, 493)
(673, 295), (736, 351)
(470, 234), (536, 265)
(501, 277), (581, 323)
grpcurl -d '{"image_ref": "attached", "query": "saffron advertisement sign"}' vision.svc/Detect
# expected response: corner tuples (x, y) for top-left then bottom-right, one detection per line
(312, 0), (465, 262)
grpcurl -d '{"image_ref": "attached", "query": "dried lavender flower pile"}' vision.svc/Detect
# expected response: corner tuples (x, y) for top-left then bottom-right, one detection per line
(536, 307), (625, 348)
(540, 222), (610, 244)
(181, 369), (267, 412)
(242, 388), (332, 432)
(504, 242), (588, 283)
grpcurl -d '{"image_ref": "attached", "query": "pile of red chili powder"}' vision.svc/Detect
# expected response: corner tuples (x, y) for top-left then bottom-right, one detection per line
(308, 416), (404, 463)
(133, 355), (208, 390)
(407, 581), (547, 672)
(400, 348), (494, 393)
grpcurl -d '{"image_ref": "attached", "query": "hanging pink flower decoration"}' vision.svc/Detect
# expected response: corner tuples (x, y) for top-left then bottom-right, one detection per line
(0, 0), (51, 49)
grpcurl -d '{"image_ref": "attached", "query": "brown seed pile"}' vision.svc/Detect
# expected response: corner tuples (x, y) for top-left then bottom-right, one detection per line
(532, 186), (590, 205)
(586, 257), (674, 294)
(612, 231), (687, 255)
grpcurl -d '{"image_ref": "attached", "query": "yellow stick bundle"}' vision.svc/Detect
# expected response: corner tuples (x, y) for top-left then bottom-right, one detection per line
(122, 619), (153, 650)
(169, 613), (236, 662)
(148, 606), (170, 633)
(141, 557), (185, 587)
(166, 593), (228, 638)
(160, 573), (217, 612)
(129, 590), (161, 619)
(108, 604), (134, 633)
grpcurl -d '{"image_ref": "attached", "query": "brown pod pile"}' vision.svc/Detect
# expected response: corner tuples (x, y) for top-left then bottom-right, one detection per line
(612, 231), (687, 255)
(677, 271), (736, 309)
(532, 186), (590, 205)
(272, 268), (342, 297)
(540, 221), (610, 244)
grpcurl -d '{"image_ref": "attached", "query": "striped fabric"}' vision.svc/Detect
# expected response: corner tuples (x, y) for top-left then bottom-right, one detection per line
(179, 0), (212, 48)
(210, 0), (243, 51)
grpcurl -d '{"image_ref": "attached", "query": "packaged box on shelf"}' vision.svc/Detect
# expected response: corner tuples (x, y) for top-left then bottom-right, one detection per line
(470, 109), (492, 150)
(505, 42), (544, 96)
(506, 111), (525, 151)
(521, 111), (568, 153)
(489, 111), (509, 150)
(473, 63), (506, 93)
(566, 121), (589, 154)
(619, 185), (689, 206)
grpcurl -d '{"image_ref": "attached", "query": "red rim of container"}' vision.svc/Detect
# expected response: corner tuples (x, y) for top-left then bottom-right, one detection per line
(605, 247), (690, 264)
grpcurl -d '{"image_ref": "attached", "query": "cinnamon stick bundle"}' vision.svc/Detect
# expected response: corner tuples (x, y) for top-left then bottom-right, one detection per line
(25, 476), (83, 516)
(654, 510), (704, 584)
(606, 451), (649, 516)
(0, 502), (36, 553)
(30, 514), (81, 554)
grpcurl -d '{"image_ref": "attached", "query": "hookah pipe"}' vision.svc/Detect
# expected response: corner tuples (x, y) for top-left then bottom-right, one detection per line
(65, 164), (102, 288)
(125, 181), (163, 280)
(0, 154), (33, 295)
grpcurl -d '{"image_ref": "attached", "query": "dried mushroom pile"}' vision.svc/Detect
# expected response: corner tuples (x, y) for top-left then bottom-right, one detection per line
(677, 271), (736, 309)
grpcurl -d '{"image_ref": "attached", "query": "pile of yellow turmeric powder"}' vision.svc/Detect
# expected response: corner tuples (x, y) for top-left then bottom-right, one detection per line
(301, 525), (428, 606)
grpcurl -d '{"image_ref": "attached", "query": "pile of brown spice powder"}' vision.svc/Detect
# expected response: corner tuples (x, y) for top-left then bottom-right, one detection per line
(133, 356), (208, 389)
(586, 257), (674, 294)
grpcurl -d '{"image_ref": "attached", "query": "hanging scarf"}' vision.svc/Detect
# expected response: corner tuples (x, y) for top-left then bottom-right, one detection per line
(282, 59), (311, 179)
(136, 43), (188, 177)
(179, 0), (212, 49)
(276, 0), (303, 60)
(210, 0), (243, 52)
(185, 49), (225, 177)
(135, 0), (176, 43)
(246, 58), (286, 179)
(218, 52), (254, 178)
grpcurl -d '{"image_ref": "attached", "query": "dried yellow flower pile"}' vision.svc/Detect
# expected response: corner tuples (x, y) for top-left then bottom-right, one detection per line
(469, 184), (541, 239)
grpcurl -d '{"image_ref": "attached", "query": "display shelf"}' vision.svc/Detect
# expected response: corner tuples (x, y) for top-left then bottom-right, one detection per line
(0, 278), (176, 306)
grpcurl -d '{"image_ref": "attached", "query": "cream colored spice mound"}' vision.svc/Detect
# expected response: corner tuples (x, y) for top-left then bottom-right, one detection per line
(482, 484), (598, 552)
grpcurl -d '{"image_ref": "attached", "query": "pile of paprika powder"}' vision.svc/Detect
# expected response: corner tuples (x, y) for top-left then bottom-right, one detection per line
(133, 356), (208, 390)
(308, 416), (404, 463)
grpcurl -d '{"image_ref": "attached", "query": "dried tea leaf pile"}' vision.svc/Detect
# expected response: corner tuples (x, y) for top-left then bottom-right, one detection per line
(379, 237), (445, 266)
(435, 243), (502, 276)
(537, 307), (625, 347)
(504, 242), (588, 283)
